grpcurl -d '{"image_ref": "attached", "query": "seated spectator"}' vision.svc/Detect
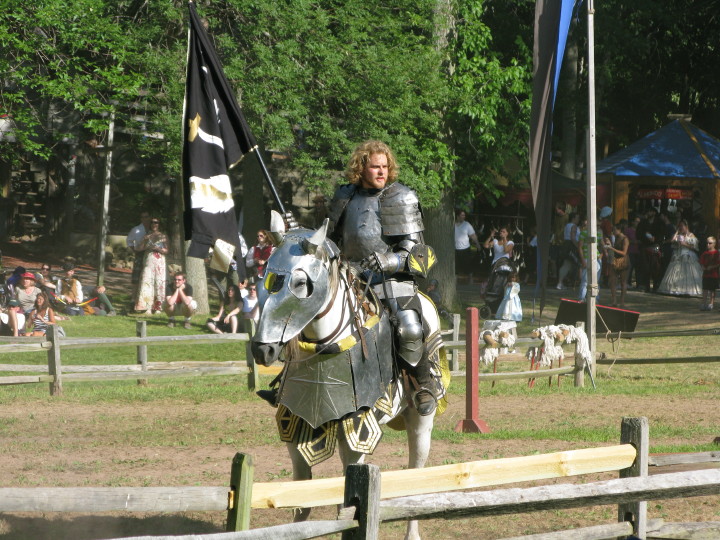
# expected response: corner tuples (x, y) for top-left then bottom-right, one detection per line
(207, 284), (241, 334)
(81, 284), (117, 316)
(164, 272), (197, 329)
(34, 263), (58, 295)
(0, 300), (26, 337)
(27, 292), (56, 337)
(15, 272), (42, 315)
(241, 283), (259, 331)
(5, 266), (26, 296)
(55, 263), (85, 316)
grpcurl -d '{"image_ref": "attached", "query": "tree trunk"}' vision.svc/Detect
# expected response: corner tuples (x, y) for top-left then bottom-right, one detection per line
(426, 0), (458, 310)
(185, 241), (209, 315)
(424, 192), (456, 309)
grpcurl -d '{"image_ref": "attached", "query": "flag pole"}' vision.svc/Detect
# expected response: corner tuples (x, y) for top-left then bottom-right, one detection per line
(586, 0), (598, 380)
(253, 150), (286, 215)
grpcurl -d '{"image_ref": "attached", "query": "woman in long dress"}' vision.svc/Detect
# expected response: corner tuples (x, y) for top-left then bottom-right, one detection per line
(134, 217), (169, 313)
(658, 219), (703, 297)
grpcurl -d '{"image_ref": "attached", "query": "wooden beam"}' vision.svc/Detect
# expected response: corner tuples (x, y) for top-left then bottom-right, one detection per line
(55, 333), (250, 350)
(596, 356), (720, 365)
(46, 324), (62, 396)
(34, 367), (247, 383)
(498, 520), (636, 540)
(479, 366), (575, 381)
(601, 328), (720, 339)
(250, 444), (636, 509)
(377, 470), (720, 522)
(0, 487), (228, 512)
(618, 416), (649, 537)
(650, 451), (720, 467)
(227, 453), (254, 532)
(343, 464), (381, 540)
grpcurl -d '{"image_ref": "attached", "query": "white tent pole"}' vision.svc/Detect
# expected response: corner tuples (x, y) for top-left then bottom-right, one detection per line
(586, 0), (597, 379)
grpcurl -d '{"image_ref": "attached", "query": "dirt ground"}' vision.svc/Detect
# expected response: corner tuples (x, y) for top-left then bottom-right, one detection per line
(1, 242), (719, 539)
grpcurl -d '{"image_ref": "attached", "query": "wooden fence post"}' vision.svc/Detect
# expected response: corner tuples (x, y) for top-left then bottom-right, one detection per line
(342, 463), (381, 540)
(46, 324), (62, 396)
(245, 320), (259, 391)
(449, 313), (460, 372)
(136, 320), (148, 386)
(455, 307), (491, 433)
(618, 416), (649, 538)
(226, 452), (254, 532)
(574, 321), (585, 388)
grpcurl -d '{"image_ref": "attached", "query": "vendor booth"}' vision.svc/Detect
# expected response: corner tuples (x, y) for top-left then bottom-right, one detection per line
(598, 119), (720, 227)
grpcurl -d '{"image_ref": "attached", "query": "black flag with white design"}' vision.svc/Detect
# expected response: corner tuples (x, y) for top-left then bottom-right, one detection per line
(182, 1), (256, 263)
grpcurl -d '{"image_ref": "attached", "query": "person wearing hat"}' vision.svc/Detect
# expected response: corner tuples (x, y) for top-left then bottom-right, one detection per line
(56, 262), (85, 316)
(0, 299), (26, 337)
(5, 266), (26, 296)
(15, 272), (42, 316)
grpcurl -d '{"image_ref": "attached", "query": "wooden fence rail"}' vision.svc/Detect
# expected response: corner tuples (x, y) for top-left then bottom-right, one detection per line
(2, 417), (719, 540)
(0, 322), (262, 395)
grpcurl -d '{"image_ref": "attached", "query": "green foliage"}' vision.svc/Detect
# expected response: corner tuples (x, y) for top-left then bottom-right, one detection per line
(0, 0), (537, 209)
(448, 0), (534, 203)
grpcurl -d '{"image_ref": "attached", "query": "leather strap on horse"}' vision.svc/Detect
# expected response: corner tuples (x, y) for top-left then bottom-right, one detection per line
(313, 260), (341, 320)
(345, 268), (370, 360)
(297, 314), (380, 355)
(400, 368), (416, 411)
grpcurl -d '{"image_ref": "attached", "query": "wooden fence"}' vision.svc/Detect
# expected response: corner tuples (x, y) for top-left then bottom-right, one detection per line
(0, 321), (271, 394)
(451, 307), (588, 433)
(2, 417), (719, 540)
(597, 327), (720, 366)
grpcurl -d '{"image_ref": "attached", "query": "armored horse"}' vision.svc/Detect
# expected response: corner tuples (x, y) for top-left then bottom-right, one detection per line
(251, 212), (449, 540)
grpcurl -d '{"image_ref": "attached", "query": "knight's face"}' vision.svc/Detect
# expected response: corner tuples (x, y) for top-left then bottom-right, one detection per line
(360, 153), (388, 190)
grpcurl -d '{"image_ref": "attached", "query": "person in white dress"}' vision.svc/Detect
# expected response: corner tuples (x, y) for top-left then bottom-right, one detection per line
(496, 272), (522, 322)
(657, 219), (703, 297)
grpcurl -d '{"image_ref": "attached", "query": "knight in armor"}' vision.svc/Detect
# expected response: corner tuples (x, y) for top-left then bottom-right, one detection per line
(327, 140), (439, 415)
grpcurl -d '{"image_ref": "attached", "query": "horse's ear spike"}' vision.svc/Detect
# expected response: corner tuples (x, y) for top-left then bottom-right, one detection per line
(269, 210), (286, 245)
(304, 218), (329, 256)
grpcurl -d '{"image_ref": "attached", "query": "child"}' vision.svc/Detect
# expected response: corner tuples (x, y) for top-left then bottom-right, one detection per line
(27, 292), (56, 337)
(700, 236), (720, 311)
(496, 272), (522, 321)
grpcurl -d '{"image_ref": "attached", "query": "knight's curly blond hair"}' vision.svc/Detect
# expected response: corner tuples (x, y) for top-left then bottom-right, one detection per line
(345, 140), (399, 185)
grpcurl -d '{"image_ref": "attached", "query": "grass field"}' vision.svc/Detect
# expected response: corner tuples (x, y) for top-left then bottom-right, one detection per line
(0, 281), (719, 539)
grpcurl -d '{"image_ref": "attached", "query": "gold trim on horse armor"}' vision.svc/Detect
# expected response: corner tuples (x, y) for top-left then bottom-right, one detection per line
(296, 420), (338, 467)
(342, 409), (383, 454)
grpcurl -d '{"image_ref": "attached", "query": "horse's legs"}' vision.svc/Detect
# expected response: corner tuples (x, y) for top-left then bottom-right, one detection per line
(286, 443), (313, 522)
(402, 408), (436, 540)
(404, 408), (435, 468)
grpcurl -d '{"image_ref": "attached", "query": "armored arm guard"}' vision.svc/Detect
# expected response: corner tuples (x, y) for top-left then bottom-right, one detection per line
(379, 184), (435, 277)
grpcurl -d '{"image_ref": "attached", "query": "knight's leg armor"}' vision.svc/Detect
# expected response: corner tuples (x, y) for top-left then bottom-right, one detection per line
(395, 307), (437, 416)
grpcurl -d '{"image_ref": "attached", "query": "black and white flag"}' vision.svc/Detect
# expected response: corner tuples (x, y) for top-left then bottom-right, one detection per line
(182, 1), (256, 262)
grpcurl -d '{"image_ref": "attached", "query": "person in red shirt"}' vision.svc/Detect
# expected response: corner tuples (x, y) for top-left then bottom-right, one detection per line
(245, 230), (275, 280)
(699, 236), (720, 311)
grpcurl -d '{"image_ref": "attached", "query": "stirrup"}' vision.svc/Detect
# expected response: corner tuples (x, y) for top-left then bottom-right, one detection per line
(413, 388), (437, 416)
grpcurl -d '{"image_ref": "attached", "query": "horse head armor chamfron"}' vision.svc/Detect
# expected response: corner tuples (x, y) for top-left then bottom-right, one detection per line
(254, 214), (340, 349)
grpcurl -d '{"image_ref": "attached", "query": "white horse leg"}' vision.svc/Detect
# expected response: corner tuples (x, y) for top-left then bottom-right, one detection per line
(287, 442), (313, 522)
(402, 408), (436, 540)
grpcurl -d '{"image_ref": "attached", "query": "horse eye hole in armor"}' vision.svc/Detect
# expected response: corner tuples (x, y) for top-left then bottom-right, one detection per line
(289, 269), (314, 299)
(264, 272), (285, 294)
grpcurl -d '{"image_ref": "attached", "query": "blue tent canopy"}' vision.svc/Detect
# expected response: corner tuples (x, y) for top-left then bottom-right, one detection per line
(597, 120), (720, 178)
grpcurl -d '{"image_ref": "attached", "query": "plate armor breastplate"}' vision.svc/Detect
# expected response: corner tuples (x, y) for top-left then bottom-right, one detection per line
(341, 191), (389, 261)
